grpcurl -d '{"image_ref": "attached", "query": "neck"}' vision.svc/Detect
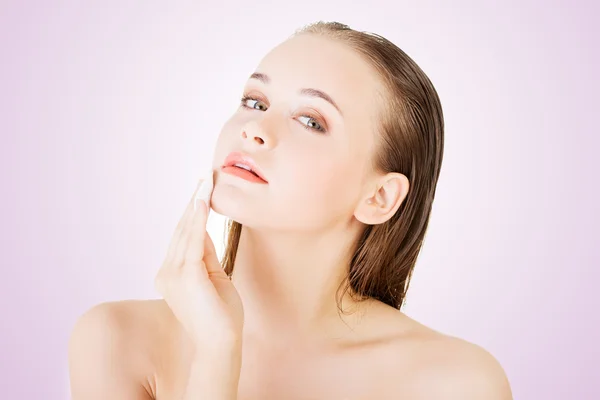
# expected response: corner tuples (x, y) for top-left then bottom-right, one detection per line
(230, 222), (373, 347)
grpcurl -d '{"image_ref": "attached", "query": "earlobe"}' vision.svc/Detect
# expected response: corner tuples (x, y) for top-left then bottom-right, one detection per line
(354, 173), (409, 225)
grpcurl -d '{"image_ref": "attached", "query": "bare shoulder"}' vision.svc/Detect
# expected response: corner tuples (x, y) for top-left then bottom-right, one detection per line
(68, 299), (177, 400)
(410, 332), (512, 399)
(382, 313), (513, 400)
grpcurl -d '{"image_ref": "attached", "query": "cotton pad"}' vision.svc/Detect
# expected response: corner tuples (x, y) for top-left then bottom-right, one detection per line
(194, 170), (214, 213)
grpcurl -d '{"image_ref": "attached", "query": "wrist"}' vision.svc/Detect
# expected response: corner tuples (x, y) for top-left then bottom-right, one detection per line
(185, 344), (243, 400)
(193, 332), (243, 356)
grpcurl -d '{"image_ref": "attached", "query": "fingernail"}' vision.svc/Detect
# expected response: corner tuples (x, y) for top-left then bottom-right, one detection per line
(194, 169), (214, 213)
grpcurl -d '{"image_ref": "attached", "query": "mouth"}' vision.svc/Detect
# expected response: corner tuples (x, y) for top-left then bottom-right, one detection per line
(222, 151), (269, 183)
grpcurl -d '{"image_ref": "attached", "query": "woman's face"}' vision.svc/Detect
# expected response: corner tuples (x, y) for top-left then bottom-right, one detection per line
(211, 34), (385, 232)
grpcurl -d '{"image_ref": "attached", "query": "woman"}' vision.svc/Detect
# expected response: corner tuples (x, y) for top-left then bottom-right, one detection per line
(68, 21), (512, 399)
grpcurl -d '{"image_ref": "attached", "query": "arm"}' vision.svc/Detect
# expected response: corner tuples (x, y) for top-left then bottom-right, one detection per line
(68, 303), (153, 400)
(155, 176), (246, 398)
(183, 338), (243, 400)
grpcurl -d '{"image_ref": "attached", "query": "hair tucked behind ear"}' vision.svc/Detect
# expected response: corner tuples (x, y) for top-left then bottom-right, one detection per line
(221, 21), (445, 312)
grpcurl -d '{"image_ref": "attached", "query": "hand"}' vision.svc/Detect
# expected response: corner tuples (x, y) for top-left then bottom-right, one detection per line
(155, 174), (244, 350)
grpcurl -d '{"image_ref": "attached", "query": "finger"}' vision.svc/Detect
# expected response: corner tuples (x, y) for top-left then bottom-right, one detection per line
(184, 169), (215, 263)
(184, 197), (209, 265)
(194, 169), (214, 213)
(173, 173), (213, 266)
(163, 178), (205, 266)
(178, 178), (205, 231)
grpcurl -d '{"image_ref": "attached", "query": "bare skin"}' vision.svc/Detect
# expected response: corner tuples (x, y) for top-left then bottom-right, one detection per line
(69, 298), (511, 399)
(69, 33), (512, 399)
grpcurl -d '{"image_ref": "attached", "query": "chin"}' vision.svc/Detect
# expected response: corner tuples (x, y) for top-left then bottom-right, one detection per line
(211, 197), (296, 232)
(209, 181), (317, 230)
(209, 188), (261, 226)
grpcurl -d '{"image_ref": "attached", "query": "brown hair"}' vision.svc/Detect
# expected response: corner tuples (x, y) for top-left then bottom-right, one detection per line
(221, 21), (444, 312)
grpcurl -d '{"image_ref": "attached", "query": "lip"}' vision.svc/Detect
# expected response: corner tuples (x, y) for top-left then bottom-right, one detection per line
(222, 151), (269, 183)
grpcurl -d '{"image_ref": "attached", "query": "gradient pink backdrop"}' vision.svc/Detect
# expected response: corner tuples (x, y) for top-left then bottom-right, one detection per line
(1, 1), (598, 399)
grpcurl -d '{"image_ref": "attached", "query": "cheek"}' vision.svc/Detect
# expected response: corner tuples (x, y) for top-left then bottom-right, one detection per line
(280, 152), (354, 206)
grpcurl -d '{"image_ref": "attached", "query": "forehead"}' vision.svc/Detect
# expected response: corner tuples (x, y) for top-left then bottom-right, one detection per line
(254, 34), (384, 117)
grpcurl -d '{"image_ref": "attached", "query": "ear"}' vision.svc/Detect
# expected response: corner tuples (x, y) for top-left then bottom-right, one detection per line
(354, 172), (410, 225)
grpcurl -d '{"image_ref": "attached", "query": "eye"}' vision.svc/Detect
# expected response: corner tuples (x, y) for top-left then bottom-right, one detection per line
(297, 115), (325, 133)
(240, 94), (328, 134)
(240, 95), (268, 111)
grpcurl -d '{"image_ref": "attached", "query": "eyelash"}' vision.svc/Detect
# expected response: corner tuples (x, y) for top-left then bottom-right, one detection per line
(239, 94), (327, 134)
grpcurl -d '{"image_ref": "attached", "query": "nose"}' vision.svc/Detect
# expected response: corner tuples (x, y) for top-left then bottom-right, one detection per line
(241, 120), (275, 149)
(241, 130), (265, 145)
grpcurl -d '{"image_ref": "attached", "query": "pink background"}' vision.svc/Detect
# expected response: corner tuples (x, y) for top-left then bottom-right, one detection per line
(1, 1), (598, 398)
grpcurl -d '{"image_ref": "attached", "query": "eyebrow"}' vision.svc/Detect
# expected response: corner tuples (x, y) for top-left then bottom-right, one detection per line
(249, 72), (343, 116)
